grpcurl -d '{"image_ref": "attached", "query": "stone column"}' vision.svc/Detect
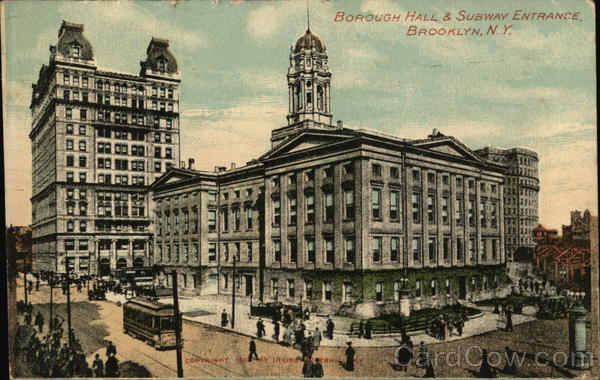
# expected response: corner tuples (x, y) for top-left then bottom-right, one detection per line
(110, 239), (117, 270)
(128, 239), (133, 267)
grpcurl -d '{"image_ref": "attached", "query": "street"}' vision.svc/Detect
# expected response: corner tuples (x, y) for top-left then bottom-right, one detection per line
(14, 276), (592, 378)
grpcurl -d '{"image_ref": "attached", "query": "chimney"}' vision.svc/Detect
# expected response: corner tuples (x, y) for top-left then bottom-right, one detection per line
(188, 158), (195, 170)
(180, 161), (185, 168)
(215, 166), (227, 173)
(336, 120), (343, 129)
(231, 162), (236, 170)
(432, 128), (438, 136)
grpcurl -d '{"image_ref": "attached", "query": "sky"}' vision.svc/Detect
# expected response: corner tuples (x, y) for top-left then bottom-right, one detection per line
(2, 0), (597, 230)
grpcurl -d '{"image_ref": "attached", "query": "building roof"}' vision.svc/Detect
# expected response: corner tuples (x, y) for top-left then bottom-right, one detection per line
(294, 29), (326, 53)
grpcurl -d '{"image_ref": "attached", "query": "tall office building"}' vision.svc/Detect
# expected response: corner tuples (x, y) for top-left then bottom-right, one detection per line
(30, 21), (181, 275)
(475, 147), (540, 261)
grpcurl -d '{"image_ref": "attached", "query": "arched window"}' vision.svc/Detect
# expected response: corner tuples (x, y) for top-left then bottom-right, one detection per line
(158, 58), (168, 72)
(71, 44), (80, 58)
(295, 83), (302, 110)
(317, 85), (324, 110)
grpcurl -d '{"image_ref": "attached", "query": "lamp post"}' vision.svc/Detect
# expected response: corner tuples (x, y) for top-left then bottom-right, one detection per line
(566, 290), (590, 369)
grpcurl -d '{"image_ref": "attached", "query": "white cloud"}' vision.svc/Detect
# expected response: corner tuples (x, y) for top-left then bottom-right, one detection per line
(247, 5), (282, 39)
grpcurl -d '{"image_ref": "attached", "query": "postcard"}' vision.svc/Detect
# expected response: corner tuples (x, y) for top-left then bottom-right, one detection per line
(2, 0), (598, 378)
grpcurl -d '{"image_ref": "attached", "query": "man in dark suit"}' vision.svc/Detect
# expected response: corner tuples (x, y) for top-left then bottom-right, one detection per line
(248, 339), (259, 361)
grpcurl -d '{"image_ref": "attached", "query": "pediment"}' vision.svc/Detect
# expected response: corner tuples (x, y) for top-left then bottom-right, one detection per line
(150, 169), (198, 188)
(262, 131), (353, 160)
(413, 138), (482, 162)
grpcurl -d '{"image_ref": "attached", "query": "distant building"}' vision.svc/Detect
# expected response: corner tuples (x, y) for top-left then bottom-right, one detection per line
(562, 209), (592, 247)
(6, 226), (33, 273)
(534, 210), (594, 289)
(150, 28), (509, 316)
(475, 147), (540, 261)
(29, 21), (181, 274)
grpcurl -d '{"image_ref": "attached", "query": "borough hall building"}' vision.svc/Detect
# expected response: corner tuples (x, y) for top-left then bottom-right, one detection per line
(151, 27), (515, 315)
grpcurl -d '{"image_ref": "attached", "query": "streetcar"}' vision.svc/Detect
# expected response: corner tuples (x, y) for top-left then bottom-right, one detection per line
(122, 297), (181, 350)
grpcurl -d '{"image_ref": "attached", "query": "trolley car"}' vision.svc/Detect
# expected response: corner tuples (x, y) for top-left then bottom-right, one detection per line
(122, 297), (181, 349)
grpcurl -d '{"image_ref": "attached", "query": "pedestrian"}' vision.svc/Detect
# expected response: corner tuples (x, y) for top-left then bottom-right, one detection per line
(505, 308), (513, 332)
(283, 326), (292, 346)
(478, 349), (496, 378)
(25, 310), (32, 325)
(365, 320), (373, 339)
(345, 341), (355, 371)
(92, 354), (104, 377)
(312, 357), (324, 377)
(77, 281), (82, 292)
(105, 353), (119, 377)
(457, 319), (464, 336)
(439, 318), (447, 341)
(302, 358), (313, 377)
(312, 327), (322, 350)
(256, 318), (265, 338)
(326, 316), (334, 340)
(248, 339), (259, 361)
(35, 311), (45, 333)
(221, 309), (228, 328)
(416, 341), (428, 368)
(503, 346), (518, 375)
(423, 358), (436, 378)
(304, 307), (310, 321)
(447, 319), (454, 337)
(358, 320), (365, 338)
(105, 341), (117, 357)
(36, 279), (40, 292)
(273, 320), (280, 342)
(28, 280), (34, 293)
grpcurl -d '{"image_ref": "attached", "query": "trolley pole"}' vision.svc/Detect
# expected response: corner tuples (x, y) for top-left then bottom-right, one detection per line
(171, 270), (184, 378)
(23, 270), (28, 305)
(49, 271), (53, 331)
(231, 254), (236, 329)
(65, 265), (73, 353)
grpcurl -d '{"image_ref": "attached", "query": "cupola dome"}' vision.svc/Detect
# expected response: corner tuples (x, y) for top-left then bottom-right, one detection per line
(294, 29), (326, 53)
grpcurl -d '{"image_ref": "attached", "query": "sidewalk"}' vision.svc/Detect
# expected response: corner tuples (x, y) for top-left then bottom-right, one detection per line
(105, 292), (537, 348)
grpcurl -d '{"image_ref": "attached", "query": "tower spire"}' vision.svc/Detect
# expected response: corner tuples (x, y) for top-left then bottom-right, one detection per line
(306, 0), (310, 31)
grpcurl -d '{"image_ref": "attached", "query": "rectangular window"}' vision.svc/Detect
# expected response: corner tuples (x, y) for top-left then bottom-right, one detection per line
(65, 240), (75, 251)
(344, 282), (353, 302)
(80, 109), (87, 121)
(289, 195), (297, 225)
(415, 280), (422, 298)
(305, 280), (313, 299)
(468, 199), (475, 226)
(345, 237), (355, 263)
(79, 156), (86, 168)
(324, 191), (334, 222)
(208, 210), (217, 231)
(372, 163), (382, 176)
(480, 200), (487, 227)
(372, 188), (381, 219)
(66, 155), (74, 167)
(222, 209), (229, 231)
(306, 193), (315, 224)
(79, 221), (87, 232)
(442, 196), (449, 223)
(492, 239), (498, 260)
(430, 279), (437, 296)
(306, 237), (315, 263)
(427, 172), (435, 186)
(79, 172), (87, 183)
(66, 139), (74, 151)
(289, 238), (297, 263)
(375, 282), (383, 301)
(390, 191), (399, 221)
(66, 108), (72, 119)
(412, 192), (421, 223)
(245, 206), (253, 230)
(391, 237), (399, 262)
(443, 237), (450, 261)
(413, 237), (421, 262)
(273, 199), (281, 225)
(482, 239), (488, 261)
(428, 237), (436, 262)
(79, 140), (86, 152)
(208, 243), (216, 261)
(372, 237), (381, 262)
(247, 242), (253, 262)
(469, 238), (476, 261)
(457, 238), (464, 261)
(390, 166), (400, 179)
(325, 238), (334, 264)
(427, 194), (436, 224)
(323, 282), (332, 301)
(491, 202), (498, 227)
(273, 240), (281, 262)
(234, 208), (241, 230)
(288, 279), (295, 297)
(344, 189), (354, 219)
(456, 197), (464, 225)
(271, 278), (279, 296)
